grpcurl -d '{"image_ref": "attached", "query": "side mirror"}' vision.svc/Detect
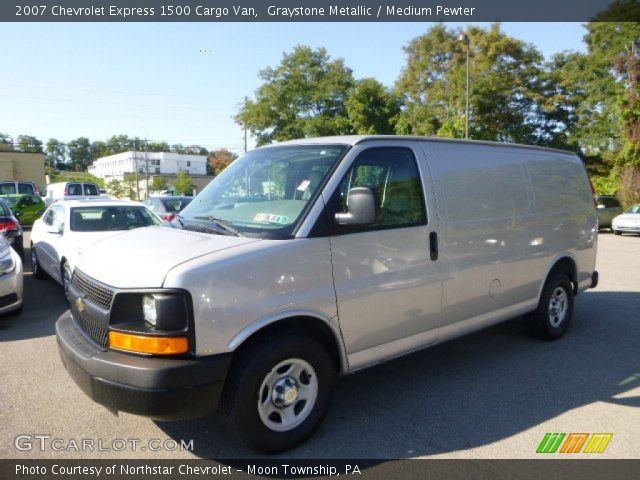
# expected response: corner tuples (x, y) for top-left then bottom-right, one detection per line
(335, 187), (377, 227)
(48, 225), (64, 235)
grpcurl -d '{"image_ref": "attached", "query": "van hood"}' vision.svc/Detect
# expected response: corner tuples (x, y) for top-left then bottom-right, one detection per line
(76, 226), (259, 288)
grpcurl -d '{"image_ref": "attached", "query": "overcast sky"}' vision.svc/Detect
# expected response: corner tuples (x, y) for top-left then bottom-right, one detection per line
(0, 22), (587, 153)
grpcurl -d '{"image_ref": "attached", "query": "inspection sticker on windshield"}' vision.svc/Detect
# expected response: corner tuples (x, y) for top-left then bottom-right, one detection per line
(254, 213), (289, 225)
(297, 180), (311, 191)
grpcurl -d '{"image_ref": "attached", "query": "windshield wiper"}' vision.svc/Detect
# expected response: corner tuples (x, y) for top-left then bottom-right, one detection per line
(185, 215), (240, 237)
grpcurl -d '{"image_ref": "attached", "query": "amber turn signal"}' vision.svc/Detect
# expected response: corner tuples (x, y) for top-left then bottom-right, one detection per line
(108, 331), (189, 355)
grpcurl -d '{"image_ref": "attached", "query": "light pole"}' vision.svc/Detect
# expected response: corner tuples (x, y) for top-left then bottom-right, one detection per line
(458, 33), (470, 140)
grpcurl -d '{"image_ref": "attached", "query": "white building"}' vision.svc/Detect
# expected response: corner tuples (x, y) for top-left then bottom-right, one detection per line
(89, 151), (207, 179)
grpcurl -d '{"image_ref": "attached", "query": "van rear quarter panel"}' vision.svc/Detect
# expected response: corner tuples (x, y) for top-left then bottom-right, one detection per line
(420, 141), (597, 325)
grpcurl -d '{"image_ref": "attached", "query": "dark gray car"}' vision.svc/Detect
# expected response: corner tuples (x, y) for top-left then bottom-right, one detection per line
(143, 196), (192, 221)
(596, 195), (624, 229)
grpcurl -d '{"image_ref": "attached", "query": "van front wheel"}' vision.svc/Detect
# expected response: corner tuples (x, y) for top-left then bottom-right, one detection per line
(526, 273), (574, 340)
(221, 331), (336, 453)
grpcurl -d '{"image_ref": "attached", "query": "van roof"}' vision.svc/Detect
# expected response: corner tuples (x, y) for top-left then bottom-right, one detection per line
(271, 135), (577, 156)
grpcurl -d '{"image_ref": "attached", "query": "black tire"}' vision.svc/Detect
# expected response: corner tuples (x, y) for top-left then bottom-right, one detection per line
(525, 273), (574, 341)
(613, 230), (622, 235)
(14, 243), (24, 260)
(220, 330), (336, 454)
(30, 243), (46, 279)
(61, 260), (72, 296)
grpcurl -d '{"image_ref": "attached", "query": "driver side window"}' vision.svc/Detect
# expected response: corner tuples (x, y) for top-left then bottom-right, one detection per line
(333, 148), (427, 231)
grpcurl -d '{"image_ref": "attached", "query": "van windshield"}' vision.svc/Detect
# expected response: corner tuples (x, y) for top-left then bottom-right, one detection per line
(180, 145), (348, 237)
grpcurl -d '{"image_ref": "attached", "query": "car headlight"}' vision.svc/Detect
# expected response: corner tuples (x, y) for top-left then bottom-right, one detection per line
(0, 249), (15, 276)
(142, 294), (158, 326)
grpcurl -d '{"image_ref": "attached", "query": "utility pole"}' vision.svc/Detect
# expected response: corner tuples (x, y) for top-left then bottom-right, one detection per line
(243, 96), (248, 153)
(133, 141), (140, 201)
(144, 138), (149, 199)
(458, 33), (471, 140)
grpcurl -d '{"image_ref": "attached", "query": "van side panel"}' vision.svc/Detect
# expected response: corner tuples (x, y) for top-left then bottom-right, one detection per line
(421, 142), (597, 328)
(420, 142), (528, 325)
(525, 152), (598, 293)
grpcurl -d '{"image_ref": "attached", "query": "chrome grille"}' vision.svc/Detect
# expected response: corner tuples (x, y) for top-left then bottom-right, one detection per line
(72, 270), (114, 310)
(72, 304), (109, 347)
(70, 270), (114, 348)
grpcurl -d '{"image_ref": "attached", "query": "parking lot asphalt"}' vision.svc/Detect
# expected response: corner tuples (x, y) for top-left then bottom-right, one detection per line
(1, 231), (639, 459)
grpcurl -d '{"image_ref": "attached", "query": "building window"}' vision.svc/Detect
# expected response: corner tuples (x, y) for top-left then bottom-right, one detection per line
(187, 161), (191, 166)
(155, 167), (160, 173)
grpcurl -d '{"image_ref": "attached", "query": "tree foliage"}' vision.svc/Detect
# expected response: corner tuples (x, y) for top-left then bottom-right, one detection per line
(396, 24), (547, 144)
(209, 148), (237, 175)
(347, 78), (400, 134)
(45, 138), (66, 168)
(106, 179), (127, 199)
(151, 176), (167, 191)
(67, 137), (93, 171)
(172, 170), (195, 195)
(236, 46), (356, 146)
(16, 135), (43, 153)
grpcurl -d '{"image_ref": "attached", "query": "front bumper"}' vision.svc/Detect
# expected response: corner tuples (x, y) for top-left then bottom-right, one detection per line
(56, 310), (231, 420)
(613, 224), (640, 233)
(0, 249), (23, 314)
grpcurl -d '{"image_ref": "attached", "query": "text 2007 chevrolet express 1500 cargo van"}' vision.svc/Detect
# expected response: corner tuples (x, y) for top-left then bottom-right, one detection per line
(56, 136), (598, 453)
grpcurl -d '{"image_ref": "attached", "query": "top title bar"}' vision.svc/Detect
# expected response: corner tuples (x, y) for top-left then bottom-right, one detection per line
(2, 0), (639, 22)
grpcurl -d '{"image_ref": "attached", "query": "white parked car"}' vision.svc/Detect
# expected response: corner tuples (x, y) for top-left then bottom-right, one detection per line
(0, 235), (23, 315)
(612, 204), (640, 235)
(30, 199), (161, 292)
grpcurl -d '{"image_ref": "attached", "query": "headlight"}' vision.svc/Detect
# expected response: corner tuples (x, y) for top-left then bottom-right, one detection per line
(142, 295), (157, 326)
(0, 249), (15, 276)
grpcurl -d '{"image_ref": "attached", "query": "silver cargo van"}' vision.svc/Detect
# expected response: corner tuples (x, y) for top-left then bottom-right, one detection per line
(56, 136), (598, 453)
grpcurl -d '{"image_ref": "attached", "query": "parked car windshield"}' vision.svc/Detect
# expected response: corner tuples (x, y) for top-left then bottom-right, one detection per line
(0, 184), (17, 195)
(2, 197), (16, 206)
(0, 200), (12, 217)
(161, 197), (192, 212)
(627, 205), (640, 214)
(69, 206), (161, 232)
(180, 145), (348, 237)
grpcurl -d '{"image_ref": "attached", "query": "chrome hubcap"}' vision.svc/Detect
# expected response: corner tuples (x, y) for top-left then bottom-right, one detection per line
(257, 358), (318, 432)
(63, 265), (71, 291)
(548, 287), (568, 328)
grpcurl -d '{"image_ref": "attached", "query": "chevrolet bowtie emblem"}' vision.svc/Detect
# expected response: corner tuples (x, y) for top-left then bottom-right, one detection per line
(75, 297), (86, 313)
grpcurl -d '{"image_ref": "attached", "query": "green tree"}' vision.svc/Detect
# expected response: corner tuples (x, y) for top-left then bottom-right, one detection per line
(91, 140), (107, 159)
(236, 45), (355, 146)
(209, 148), (237, 175)
(396, 23), (546, 143)
(151, 176), (167, 191)
(0, 133), (12, 145)
(67, 137), (93, 171)
(172, 170), (195, 195)
(106, 179), (126, 198)
(147, 141), (170, 152)
(16, 134), (43, 153)
(45, 138), (66, 168)
(346, 78), (400, 134)
(123, 173), (139, 200)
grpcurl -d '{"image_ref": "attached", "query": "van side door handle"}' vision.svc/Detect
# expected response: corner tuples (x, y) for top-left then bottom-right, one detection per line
(429, 231), (438, 261)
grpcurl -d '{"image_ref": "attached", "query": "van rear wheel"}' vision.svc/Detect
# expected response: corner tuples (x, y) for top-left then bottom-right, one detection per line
(220, 330), (336, 453)
(526, 273), (574, 340)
